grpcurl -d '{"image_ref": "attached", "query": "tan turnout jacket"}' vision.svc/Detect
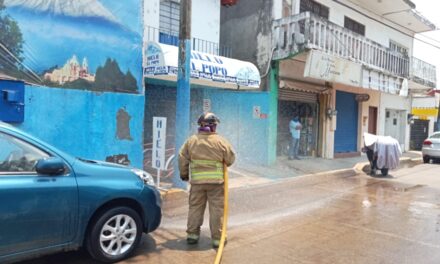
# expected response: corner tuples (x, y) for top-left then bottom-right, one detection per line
(179, 131), (235, 184)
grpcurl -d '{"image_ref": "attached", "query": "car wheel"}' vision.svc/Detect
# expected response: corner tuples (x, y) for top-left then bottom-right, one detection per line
(381, 168), (389, 176)
(423, 156), (430, 164)
(86, 207), (143, 263)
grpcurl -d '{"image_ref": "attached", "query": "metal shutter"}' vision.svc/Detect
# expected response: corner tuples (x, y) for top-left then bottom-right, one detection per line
(334, 91), (358, 153)
(410, 119), (429, 150)
(279, 88), (318, 103)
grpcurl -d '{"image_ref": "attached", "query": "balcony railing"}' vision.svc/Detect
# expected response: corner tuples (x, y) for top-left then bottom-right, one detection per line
(411, 57), (436, 88)
(273, 12), (410, 78)
(144, 26), (232, 58)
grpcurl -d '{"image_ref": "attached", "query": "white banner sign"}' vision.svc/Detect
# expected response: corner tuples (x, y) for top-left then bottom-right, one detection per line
(144, 42), (261, 89)
(304, 50), (362, 87)
(152, 117), (167, 170)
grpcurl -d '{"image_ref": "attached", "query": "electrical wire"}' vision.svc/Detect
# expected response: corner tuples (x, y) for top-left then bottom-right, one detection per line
(0, 42), (42, 83)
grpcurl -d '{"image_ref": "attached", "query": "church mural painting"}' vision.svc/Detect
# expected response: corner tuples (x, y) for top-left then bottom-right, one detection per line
(0, 0), (142, 93)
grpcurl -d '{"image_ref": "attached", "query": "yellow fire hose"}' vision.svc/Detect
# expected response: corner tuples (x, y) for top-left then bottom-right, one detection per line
(214, 164), (229, 264)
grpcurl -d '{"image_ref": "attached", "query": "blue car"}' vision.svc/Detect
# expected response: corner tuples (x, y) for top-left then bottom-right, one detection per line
(0, 122), (161, 263)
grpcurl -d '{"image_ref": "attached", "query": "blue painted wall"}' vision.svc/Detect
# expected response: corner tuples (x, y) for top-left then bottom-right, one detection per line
(14, 85), (145, 168)
(196, 89), (271, 165)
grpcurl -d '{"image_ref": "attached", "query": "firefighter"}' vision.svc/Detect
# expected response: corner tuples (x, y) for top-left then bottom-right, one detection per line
(178, 112), (235, 248)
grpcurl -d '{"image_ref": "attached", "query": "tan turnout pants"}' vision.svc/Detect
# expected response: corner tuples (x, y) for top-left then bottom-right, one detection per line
(187, 183), (224, 240)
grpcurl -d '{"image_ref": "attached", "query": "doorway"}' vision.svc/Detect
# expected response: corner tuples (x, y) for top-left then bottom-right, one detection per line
(410, 119), (429, 150)
(277, 100), (319, 157)
(334, 91), (358, 153)
(384, 109), (406, 150)
(368, 106), (378, 134)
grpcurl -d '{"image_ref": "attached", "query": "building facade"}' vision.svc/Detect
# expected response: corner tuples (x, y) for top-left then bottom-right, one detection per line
(221, 0), (437, 161)
(143, 0), (271, 183)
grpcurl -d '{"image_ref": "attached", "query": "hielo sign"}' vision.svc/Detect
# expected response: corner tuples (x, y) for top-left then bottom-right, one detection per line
(152, 117), (167, 170)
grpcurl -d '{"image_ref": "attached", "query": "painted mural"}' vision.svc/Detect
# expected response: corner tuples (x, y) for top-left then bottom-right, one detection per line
(0, 0), (142, 93)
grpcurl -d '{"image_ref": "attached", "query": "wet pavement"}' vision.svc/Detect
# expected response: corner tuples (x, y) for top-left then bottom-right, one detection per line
(18, 163), (440, 264)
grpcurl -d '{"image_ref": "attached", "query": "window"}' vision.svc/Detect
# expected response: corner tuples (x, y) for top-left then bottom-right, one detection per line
(0, 133), (49, 173)
(430, 133), (440, 139)
(300, 0), (329, 19)
(389, 41), (409, 57)
(344, 16), (365, 36)
(283, 0), (294, 18)
(159, 0), (180, 46)
(159, 0), (180, 35)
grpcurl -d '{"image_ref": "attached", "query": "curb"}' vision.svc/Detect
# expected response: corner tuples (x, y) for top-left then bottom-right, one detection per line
(353, 156), (422, 173)
(159, 188), (187, 200)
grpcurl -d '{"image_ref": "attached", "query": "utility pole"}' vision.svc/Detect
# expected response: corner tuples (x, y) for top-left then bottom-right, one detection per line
(173, 0), (191, 189)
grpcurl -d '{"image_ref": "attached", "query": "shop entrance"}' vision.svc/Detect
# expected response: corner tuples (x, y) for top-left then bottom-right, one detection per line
(277, 99), (319, 158)
(334, 91), (358, 153)
(410, 119), (429, 150)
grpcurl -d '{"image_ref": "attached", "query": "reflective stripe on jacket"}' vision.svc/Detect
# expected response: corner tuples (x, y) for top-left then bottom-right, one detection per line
(190, 159), (224, 183)
(179, 132), (235, 184)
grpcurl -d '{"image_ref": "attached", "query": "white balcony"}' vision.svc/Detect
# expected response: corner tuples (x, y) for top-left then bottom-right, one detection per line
(411, 57), (436, 89)
(144, 26), (232, 57)
(273, 12), (411, 78)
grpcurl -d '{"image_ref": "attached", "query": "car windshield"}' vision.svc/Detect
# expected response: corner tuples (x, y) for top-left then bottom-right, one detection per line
(0, 132), (50, 172)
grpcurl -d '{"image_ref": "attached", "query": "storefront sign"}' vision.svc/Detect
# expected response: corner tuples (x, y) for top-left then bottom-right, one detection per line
(355, 94), (370, 102)
(304, 50), (362, 87)
(144, 42), (261, 89)
(411, 108), (439, 118)
(203, 99), (211, 113)
(152, 117), (167, 170)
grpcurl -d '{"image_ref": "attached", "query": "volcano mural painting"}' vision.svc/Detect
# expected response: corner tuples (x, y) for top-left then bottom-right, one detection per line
(0, 0), (142, 93)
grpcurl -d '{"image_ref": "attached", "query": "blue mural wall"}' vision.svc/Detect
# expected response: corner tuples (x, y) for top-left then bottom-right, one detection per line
(1, 0), (143, 93)
(0, 1), (145, 168)
(194, 89), (270, 165)
(14, 85), (145, 168)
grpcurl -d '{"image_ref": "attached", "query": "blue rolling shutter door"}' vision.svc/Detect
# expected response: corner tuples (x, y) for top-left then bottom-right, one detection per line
(334, 91), (358, 153)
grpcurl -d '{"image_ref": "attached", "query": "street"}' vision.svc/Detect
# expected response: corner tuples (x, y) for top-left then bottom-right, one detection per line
(20, 163), (440, 264)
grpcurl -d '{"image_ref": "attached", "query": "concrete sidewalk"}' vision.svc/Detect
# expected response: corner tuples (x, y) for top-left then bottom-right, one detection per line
(160, 151), (422, 197)
(228, 151), (422, 189)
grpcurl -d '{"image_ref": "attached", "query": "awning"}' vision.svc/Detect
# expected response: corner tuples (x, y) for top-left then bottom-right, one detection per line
(143, 42), (261, 90)
(279, 79), (330, 94)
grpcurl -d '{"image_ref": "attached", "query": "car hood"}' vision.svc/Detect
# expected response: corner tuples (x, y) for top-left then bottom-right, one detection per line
(72, 158), (144, 186)
(77, 158), (132, 169)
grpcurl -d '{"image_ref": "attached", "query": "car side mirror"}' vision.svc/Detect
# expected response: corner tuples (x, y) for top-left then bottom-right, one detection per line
(36, 157), (66, 176)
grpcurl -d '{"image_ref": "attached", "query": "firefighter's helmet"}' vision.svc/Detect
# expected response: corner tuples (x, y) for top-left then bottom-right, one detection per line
(197, 112), (220, 126)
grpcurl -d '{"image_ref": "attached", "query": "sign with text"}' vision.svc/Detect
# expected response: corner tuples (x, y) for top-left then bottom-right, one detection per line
(152, 117), (167, 170)
(304, 50), (362, 87)
(144, 42), (261, 89)
(203, 99), (211, 113)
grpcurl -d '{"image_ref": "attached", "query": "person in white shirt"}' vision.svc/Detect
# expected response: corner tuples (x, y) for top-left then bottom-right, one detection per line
(288, 115), (302, 160)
